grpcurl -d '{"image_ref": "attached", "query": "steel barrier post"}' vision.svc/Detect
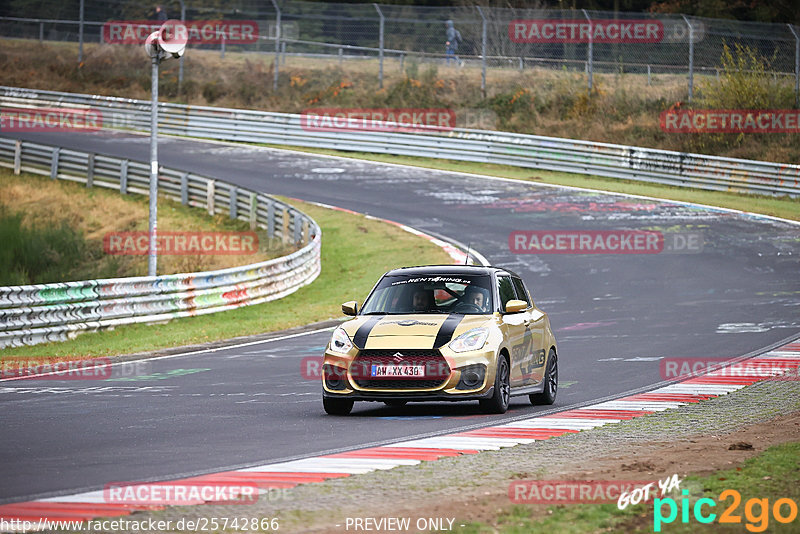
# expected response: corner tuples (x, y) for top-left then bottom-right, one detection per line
(374, 3), (384, 89)
(120, 159), (128, 194)
(582, 9), (593, 93)
(789, 24), (800, 108)
(148, 54), (159, 276)
(13, 140), (21, 175)
(476, 7), (487, 97)
(682, 15), (694, 101)
(270, 0), (281, 92)
(50, 147), (60, 179)
(78, 0), (84, 64)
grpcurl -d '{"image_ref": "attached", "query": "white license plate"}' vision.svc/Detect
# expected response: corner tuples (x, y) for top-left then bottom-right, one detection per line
(371, 364), (425, 378)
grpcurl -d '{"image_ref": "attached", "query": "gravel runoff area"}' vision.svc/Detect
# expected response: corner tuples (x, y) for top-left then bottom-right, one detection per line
(41, 376), (800, 534)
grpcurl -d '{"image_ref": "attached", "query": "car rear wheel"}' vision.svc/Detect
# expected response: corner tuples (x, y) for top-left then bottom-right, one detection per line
(323, 396), (354, 415)
(530, 348), (557, 405)
(480, 355), (510, 414)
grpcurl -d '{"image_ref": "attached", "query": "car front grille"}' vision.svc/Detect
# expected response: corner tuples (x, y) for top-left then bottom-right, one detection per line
(351, 349), (451, 390)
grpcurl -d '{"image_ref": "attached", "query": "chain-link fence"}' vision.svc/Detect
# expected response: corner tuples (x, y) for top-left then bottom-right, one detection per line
(1, 0), (798, 104)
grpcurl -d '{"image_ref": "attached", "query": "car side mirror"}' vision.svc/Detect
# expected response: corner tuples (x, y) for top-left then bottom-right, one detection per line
(341, 301), (359, 316)
(505, 299), (528, 314)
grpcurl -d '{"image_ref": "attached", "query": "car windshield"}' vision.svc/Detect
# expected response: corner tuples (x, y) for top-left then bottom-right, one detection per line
(360, 274), (493, 315)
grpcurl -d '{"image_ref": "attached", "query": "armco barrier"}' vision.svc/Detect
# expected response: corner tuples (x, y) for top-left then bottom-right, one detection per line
(0, 137), (321, 349)
(1, 85), (799, 197)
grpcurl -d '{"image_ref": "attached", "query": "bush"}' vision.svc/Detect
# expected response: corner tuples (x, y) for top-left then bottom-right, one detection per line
(0, 207), (87, 285)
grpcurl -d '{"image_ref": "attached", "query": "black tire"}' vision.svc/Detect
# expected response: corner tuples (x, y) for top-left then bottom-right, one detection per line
(479, 355), (510, 414)
(383, 400), (407, 407)
(323, 396), (354, 415)
(530, 348), (558, 405)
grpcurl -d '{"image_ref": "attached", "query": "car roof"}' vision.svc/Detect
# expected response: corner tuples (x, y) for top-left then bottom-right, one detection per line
(383, 265), (522, 278)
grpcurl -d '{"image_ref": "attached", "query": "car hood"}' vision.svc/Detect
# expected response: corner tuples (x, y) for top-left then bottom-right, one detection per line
(341, 314), (492, 350)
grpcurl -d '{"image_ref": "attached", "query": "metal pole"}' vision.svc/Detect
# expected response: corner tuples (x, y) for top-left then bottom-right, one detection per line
(39, 22), (43, 42)
(582, 9), (592, 93)
(221, 32), (225, 58)
(270, 0), (281, 91)
(476, 7), (487, 97)
(78, 0), (84, 63)
(789, 24), (800, 108)
(178, 0), (185, 94)
(148, 55), (159, 277)
(682, 15), (694, 101)
(374, 4), (384, 89)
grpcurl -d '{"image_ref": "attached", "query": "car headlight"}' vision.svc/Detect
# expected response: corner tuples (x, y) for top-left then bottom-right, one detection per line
(448, 327), (489, 353)
(329, 326), (353, 354)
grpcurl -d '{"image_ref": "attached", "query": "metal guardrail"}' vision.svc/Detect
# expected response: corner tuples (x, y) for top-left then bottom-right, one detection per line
(1, 86), (797, 197)
(0, 137), (321, 349)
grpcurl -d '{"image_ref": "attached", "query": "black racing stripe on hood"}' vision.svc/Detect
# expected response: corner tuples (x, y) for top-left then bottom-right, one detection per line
(433, 314), (464, 349)
(352, 315), (383, 349)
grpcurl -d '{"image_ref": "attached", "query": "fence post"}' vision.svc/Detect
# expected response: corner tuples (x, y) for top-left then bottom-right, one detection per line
(268, 201), (275, 239)
(39, 22), (44, 42)
(221, 32), (225, 59)
(86, 153), (95, 188)
(229, 185), (237, 219)
(374, 3), (384, 89)
(78, 0), (84, 64)
(249, 193), (257, 230)
(178, 0), (185, 93)
(682, 15), (694, 101)
(270, 0), (281, 92)
(476, 6), (487, 97)
(14, 140), (21, 175)
(180, 172), (189, 205)
(207, 180), (215, 215)
(50, 147), (60, 180)
(582, 9), (593, 93)
(789, 24), (800, 108)
(120, 159), (128, 194)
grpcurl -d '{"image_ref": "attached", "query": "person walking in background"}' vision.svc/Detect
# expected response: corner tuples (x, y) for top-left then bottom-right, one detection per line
(155, 5), (168, 21)
(445, 20), (462, 66)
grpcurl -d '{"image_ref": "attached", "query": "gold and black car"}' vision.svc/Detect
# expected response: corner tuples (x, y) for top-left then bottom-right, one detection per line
(321, 265), (558, 415)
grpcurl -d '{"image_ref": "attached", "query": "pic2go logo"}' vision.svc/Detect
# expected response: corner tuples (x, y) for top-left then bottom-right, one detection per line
(654, 489), (798, 532)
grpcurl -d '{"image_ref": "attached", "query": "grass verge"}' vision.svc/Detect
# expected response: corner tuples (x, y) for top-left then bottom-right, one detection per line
(0, 167), (288, 283)
(451, 442), (800, 533)
(258, 144), (800, 222)
(0, 197), (452, 359)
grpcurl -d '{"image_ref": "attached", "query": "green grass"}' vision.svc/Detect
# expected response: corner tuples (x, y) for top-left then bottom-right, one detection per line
(0, 198), (452, 359)
(259, 145), (800, 222)
(448, 442), (800, 533)
(0, 205), (87, 285)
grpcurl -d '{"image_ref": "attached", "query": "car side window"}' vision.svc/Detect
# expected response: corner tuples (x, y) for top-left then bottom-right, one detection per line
(512, 277), (530, 306)
(496, 275), (516, 312)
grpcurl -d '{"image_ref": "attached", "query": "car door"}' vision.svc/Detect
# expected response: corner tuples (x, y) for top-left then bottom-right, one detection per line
(512, 276), (546, 385)
(497, 274), (528, 387)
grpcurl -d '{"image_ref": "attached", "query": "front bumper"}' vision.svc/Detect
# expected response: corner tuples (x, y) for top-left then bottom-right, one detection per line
(322, 347), (495, 401)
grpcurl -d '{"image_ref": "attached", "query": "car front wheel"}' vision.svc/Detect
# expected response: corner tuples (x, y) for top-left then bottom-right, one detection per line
(480, 355), (510, 414)
(530, 348), (557, 405)
(323, 396), (354, 415)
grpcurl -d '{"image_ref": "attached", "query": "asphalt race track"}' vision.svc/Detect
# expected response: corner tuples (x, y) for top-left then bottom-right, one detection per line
(1, 130), (798, 503)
